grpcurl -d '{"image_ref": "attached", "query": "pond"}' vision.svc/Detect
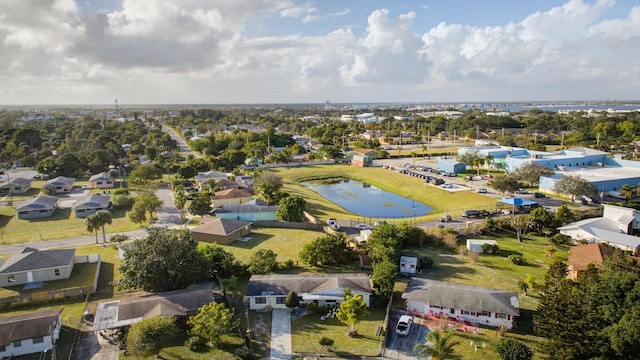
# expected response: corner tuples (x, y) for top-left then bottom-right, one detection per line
(302, 180), (433, 218)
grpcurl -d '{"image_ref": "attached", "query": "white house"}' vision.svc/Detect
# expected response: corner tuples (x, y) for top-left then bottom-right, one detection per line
(559, 204), (640, 254)
(402, 278), (520, 329)
(88, 172), (114, 189)
(43, 176), (75, 194)
(466, 239), (498, 253)
(399, 256), (418, 275)
(0, 308), (63, 358)
(246, 273), (372, 310)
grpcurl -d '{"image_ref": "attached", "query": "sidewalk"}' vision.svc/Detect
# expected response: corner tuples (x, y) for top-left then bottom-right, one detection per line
(270, 309), (292, 359)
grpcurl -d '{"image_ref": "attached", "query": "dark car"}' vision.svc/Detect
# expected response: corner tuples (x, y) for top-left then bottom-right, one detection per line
(533, 192), (546, 198)
(462, 209), (481, 218)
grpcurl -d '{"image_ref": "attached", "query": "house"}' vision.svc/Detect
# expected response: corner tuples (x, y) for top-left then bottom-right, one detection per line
(399, 256), (418, 275)
(92, 282), (218, 331)
(0, 177), (32, 195)
(437, 160), (466, 174)
(0, 309), (63, 358)
(402, 278), (520, 329)
(466, 239), (498, 253)
(351, 149), (376, 167)
(246, 273), (372, 310)
(88, 172), (114, 189)
(214, 199), (278, 221)
(0, 247), (75, 287)
(72, 194), (112, 218)
(194, 171), (228, 188)
(567, 243), (614, 281)
(214, 178), (242, 190)
(15, 196), (58, 219)
(558, 204), (640, 254)
(191, 218), (252, 245)
(211, 188), (253, 208)
(43, 176), (75, 194)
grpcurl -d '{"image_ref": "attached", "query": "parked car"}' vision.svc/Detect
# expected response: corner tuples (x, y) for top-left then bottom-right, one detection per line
(533, 192), (546, 198)
(476, 188), (488, 193)
(482, 174), (494, 179)
(434, 178), (445, 185)
(326, 218), (340, 230)
(440, 214), (452, 222)
(441, 183), (453, 188)
(462, 209), (481, 218)
(395, 315), (413, 336)
(517, 188), (529, 194)
(356, 223), (372, 230)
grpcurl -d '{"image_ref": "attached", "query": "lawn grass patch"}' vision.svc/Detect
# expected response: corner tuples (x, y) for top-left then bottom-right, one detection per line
(271, 165), (496, 221)
(0, 262), (98, 299)
(120, 331), (244, 360)
(291, 310), (384, 356)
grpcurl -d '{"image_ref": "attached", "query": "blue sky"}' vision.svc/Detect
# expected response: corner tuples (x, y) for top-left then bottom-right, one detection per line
(0, 0), (638, 104)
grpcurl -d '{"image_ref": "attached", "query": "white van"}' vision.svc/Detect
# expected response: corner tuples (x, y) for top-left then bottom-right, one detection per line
(607, 191), (626, 200)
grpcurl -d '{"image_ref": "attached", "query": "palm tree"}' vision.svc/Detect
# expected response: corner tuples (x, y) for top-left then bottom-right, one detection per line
(94, 210), (113, 246)
(420, 144), (428, 155)
(620, 184), (633, 201)
(484, 154), (494, 174)
(414, 330), (458, 360)
(84, 214), (101, 244)
(396, 145), (403, 156)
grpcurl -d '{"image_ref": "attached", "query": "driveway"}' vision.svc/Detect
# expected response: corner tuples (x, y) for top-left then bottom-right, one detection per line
(73, 325), (120, 360)
(270, 309), (292, 359)
(385, 310), (430, 359)
(153, 185), (183, 228)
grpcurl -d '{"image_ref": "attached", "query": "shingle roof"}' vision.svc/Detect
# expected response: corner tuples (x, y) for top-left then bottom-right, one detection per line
(246, 273), (372, 297)
(72, 194), (111, 210)
(401, 278), (520, 316)
(44, 176), (75, 186)
(0, 247), (75, 274)
(89, 172), (110, 181)
(568, 243), (614, 272)
(191, 218), (252, 236)
(0, 308), (63, 346)
(0, 177), (32, 187)
(213, 188), (252, 199)
(15, 195), (58, 212)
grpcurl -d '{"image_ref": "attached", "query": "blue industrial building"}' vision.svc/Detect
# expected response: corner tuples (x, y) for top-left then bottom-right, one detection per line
(437, 160), (466, 174)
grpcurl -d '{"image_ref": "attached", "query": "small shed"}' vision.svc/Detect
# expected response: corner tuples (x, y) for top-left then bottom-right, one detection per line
(437, 160), (466, 174)
(399, 256), (418, 275)
(466, 239), (498, 253)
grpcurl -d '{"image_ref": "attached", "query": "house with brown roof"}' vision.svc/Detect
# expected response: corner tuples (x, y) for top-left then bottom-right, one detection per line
(0, 308), (63, 358)
(402, 278), (520, 329)
(92, 282), (217, 331)
(0, 247), (76, 287)
(567, 243), (614, 280)
(191, 218), (252, 245)
(211, 188), (253, 208)
(246, 273), (372, 310)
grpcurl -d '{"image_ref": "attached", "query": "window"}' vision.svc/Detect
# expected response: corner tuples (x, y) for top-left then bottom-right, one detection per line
(54, 269), (60, 276)
(450, 308), (455, 314)
(0, 345), (6, 352)
(36, 271), (44, 277)
(497, 314), (507, 319)
(13, 340), (21, 348)
(8, 274), (15, 283)
(431, 305), (441, 309)
(255, 297), (266, 304)
(276, 297), (286, 305)
(33, 337), (44, 344)
(481, 311), (490, 317)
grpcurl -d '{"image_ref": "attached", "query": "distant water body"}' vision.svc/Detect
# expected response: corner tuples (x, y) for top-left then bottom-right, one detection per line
(464, 104), (640, 112)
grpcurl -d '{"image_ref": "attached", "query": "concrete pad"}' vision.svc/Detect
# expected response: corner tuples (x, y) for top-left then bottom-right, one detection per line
(270, 309), (292, 359)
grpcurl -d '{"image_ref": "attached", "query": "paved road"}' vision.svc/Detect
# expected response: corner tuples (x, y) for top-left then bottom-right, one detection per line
(161, 124), (201, 158)
(270, 309), (292, 359)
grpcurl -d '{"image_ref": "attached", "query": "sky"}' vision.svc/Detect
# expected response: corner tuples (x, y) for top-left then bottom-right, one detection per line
(0, 0), (638, 105)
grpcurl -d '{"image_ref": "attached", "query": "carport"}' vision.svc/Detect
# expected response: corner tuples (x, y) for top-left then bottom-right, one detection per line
(497, 197), (538, 214)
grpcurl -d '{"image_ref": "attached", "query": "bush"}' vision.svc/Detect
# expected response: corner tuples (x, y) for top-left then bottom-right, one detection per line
(184, 336), (205, 351)
(111, 193), (135, 209)
(113, 188), (130, 195)
(319, 336), (334, 347)
(234, 345), (252, 359)
(109, 234), (129, 244)
(481, 243), (500, 254)
(308, 302), (318, 314)
(508, 254), (525, 265)
(419, 256), (434, 269)
(550, 233), (571, 245)
(280, 259), (295, 270)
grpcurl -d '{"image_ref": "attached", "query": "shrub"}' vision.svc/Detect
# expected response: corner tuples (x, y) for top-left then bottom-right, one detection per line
(113, 188), (130, 195)
(308, 302), (318, 314)
(550, 233), (571, 245)
(184, 336), (205, 351)
(109, 234), (129, 244)
(481, 243), (500, 254)
(280, 259), (295, 270)
(111, 193), (135, 209)
(234, 345), (252, 359)
(419, 256), (434, 269)
(319, 336), (334, 347)
(508, 254), (525, 265)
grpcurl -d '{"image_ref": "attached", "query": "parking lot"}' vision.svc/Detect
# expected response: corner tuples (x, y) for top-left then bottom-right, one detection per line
(385, 310), (430, 359)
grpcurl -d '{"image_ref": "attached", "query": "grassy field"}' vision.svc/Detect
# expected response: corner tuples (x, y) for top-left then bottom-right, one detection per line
(271, 164), (497, 222)
(291, 310), (385, 356)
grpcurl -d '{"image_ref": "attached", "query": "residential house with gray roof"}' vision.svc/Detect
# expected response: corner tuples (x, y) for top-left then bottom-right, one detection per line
(402, 278), (520, 329)
(88, 172), (114, 189)
(15, 195), (58, 219)
(72, 194), (112, 218)
(0, 177), (32, 195)
(0, 308), (63, 358)
(43, 176), (75, 194)
(0, 247), (75, 287)
(246, 273), (372, 310)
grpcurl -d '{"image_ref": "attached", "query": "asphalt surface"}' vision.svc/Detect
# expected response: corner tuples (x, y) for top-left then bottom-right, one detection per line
(385, 310), (430, 360)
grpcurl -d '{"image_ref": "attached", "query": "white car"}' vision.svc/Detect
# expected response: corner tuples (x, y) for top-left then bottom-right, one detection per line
(476, 188), (487, 193)
(395, 315), (413, 336)
(441, 183), (453, 188)
(356, 223), (372, 230)
(326, 218), (340, 230)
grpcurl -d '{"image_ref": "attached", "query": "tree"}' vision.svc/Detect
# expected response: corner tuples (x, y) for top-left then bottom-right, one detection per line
(247, 249), (278, 274)
(117, 228), (207, 292)
(620, 184), (635, 201)
(413, 330), (458, 360)
(187, 302), (238, 348)
(177, 165), (197, 180)
(128, 202), (147, 225)
(336, 289), (369, 336)
(529, 207), (556, 235)
(84, 213), (101, 244)
(199, 244), (240, 279)
(188, 194), (212, 217)
(135, 192), (163, 219)
(488, 175), (520, 196)
(36, 157), (57, 176)
(276, 195), (306, 222)
(126, 316), (177, 357)
(511, 215), (532, 242)
(128, 164), (164, 184)
(298, 233), (353, 266)
(285, 291), (300, 310)
(554, 174), (596, 202)
(511, 163), (554, 186)
(94, 210), (112, 246)
(253, 172), (283, 203)
(370, 259), (398, 298)
(555, 204), (575, 225)
(173, 190), (188, 219)
(493, 338), (533, 360)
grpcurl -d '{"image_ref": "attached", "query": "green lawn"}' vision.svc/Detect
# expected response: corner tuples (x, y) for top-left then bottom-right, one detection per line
(291, 310), (385, 356)
(271, 165), (497, 222)
(0, 262), (98, 298)
(120, 332), (244, 360)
